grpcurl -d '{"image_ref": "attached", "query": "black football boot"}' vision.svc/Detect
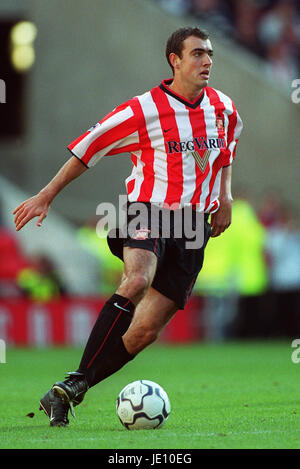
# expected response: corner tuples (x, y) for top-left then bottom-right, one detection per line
(39, 372), (88, 427)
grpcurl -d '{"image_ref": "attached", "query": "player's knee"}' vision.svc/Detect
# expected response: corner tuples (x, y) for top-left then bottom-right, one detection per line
(129, 327), (158, 354)
(123, 273), (151, 299)
(124, 321), (159, 355)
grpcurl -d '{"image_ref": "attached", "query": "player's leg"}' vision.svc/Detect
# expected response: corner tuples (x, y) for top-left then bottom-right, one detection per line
(41, 285), (177, 425)
(84, 285), (177, 390)
(122, 286), (178, 356)
(39, 246), (158, 426)
(116, 245), (158, 304)
(73, 247), (158, 384)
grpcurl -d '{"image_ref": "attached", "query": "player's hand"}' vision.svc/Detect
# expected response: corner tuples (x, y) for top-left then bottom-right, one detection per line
(13, 192), (51, 231)
(210, 196), (233, 237)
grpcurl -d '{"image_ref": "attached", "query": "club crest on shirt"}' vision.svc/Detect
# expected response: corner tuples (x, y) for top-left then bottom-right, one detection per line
(216, 113), (225, 132)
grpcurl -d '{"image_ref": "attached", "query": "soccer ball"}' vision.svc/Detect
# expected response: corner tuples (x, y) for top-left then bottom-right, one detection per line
(116, 380), (171, 430)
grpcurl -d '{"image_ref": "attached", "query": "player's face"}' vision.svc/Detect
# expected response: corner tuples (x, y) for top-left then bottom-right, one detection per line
(174, 36), (213, 90)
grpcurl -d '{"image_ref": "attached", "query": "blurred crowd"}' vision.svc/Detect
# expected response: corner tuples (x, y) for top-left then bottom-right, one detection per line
(154, 0), (300, 87)
(192, 189), (300, 338)
(0, 200), (66, 301)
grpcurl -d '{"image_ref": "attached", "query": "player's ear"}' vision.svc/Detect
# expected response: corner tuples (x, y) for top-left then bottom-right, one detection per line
(169, 52), (180, 71)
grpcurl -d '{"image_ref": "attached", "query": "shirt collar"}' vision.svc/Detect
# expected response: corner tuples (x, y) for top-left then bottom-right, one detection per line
(159, 78), (205, 109)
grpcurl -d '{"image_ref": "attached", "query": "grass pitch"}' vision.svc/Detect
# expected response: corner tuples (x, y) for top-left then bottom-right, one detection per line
(1, 341), (300, 449)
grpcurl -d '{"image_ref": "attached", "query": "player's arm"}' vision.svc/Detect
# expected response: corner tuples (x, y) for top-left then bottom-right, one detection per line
(210, 165), (233, 237)
(13, 156), (87, 231)
(13, 99), (139, 232)
(210, 101), (242, 238)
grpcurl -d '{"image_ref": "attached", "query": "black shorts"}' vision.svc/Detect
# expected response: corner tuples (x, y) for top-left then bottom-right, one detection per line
(107, 202), (211, 309)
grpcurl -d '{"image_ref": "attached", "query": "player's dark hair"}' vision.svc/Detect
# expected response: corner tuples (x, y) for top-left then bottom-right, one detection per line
(166, 27), (209, 74)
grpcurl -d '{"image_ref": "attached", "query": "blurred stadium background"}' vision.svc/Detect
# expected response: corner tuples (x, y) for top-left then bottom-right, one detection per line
(0, 0), (300, 348)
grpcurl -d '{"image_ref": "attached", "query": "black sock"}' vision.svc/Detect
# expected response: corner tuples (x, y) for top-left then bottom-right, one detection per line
(76, 293), (135, 387)
(87, 336), (134, 388)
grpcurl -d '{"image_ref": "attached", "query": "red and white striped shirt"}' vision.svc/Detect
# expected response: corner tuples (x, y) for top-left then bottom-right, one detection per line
(68, 79), (243, 213)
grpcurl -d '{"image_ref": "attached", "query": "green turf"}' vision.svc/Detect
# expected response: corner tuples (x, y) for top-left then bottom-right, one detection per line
(1, 341), (300, 449)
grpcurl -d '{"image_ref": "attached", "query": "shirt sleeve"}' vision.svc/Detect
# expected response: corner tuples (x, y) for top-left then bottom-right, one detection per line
(67, 100), (140, 167)
(222, 102), (243, 167)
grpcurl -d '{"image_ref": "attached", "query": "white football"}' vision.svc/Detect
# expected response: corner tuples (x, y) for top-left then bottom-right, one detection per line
(116, 380), (171, 430)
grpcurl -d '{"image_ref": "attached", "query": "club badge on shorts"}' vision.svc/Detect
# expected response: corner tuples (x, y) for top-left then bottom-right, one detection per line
(132, 227), (151, 240)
